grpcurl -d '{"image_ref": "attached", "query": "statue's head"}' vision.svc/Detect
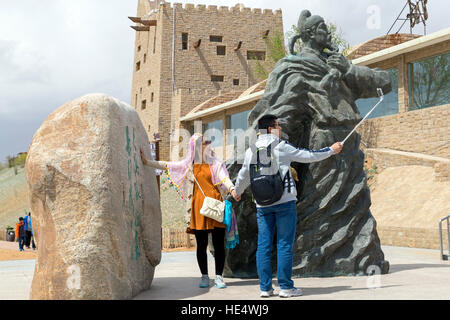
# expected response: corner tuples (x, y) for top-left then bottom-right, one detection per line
(297, 10), (331, 50)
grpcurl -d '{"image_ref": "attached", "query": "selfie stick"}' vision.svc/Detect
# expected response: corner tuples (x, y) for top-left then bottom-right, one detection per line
(341, 88), (384, 145)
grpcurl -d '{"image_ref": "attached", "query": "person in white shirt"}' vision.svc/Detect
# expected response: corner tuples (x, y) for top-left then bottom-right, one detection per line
(233, 114), (342, 298)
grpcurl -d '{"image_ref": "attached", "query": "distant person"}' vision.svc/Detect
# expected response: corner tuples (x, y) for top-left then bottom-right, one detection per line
(15, 217), (26, 252)
(24, 212), (36, 250)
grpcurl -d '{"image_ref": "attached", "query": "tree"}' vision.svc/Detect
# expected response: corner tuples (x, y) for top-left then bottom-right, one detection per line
(251, 30), (286, 81)
(252, 22), (350, 81)
(15, 153), (27, 167)
(409, 52), (449, 110)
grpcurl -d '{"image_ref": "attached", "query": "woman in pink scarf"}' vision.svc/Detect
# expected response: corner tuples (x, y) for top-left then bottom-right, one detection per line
(140, 133), (238, 289)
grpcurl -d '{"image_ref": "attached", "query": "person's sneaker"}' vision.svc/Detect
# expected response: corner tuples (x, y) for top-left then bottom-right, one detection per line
(199, 275), (210, 288)
(279, 287), (303, 298)
(214, 275), (227, 289)
(260, 289), (276, 298)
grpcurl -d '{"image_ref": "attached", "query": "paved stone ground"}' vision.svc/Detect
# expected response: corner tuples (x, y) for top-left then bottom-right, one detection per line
(1, 245), (449, 300)
(0, 259), (35, 300)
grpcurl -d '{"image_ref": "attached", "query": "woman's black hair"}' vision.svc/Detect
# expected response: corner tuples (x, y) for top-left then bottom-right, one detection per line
(258, 114), (278, 131)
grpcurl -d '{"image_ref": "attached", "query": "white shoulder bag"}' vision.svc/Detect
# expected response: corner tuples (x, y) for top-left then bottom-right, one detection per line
(193, 173), (225, 223)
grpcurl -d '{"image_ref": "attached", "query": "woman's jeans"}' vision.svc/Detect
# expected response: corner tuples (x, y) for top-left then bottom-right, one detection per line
(256, 200), (297, 291)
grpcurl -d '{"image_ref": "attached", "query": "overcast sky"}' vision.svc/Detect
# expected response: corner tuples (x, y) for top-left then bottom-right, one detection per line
(0, 0), (448, 162)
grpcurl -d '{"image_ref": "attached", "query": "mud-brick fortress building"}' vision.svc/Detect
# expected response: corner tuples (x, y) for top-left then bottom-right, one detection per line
(130, 0), (283, 159)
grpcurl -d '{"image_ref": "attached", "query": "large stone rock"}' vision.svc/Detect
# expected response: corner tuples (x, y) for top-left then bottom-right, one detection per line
(26, 94), (161, 299)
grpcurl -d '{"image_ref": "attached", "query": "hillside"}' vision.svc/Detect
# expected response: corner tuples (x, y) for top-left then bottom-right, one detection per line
(0, 167), (30, 239)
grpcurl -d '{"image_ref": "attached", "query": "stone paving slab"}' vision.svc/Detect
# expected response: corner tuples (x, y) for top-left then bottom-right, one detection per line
(134, 245), (450, 300)
(1, 246), (449, 300)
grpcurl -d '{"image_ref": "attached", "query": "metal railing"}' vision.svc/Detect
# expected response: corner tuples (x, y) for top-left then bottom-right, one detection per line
(439, 214), (450, 260)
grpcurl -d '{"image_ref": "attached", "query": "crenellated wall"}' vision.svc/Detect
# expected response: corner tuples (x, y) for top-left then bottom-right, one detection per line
(131, 0), (283, 160)
(158, 2), (282, 16)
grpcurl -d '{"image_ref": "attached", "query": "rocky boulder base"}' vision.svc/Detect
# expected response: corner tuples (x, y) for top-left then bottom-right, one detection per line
(26, 94), (161, 299)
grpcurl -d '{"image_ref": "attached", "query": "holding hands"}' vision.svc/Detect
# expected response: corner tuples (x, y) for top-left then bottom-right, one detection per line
(231, 189), (241, 202)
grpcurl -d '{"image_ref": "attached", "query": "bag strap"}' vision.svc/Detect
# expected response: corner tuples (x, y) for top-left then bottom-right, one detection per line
(191, 168), (207, 198)
(256, 144), (272, 169)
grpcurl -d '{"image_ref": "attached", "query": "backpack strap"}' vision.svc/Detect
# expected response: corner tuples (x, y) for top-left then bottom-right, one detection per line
(256, 144), (272, 169)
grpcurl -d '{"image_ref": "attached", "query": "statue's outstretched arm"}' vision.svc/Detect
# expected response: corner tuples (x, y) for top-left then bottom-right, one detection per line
(343, 64), (392, 99)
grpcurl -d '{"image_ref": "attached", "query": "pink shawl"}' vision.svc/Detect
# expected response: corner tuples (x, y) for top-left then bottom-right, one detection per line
(166, 133), (231, 200)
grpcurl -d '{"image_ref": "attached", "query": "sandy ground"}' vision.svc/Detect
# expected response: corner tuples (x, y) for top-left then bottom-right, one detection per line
(0, 249), (36, 261)
(163, 247), (196, 253)
(0, 241), (37, 261)
(0, 247), (192, 261)
(0, 239), (191, 262)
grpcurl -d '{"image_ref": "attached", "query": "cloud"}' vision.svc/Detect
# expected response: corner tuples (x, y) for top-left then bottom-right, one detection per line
(0, 0), (137, 162)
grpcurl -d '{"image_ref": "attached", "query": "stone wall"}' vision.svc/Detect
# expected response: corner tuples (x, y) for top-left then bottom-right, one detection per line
(358, 104), (450, 159)
(377, 226), (448, 250)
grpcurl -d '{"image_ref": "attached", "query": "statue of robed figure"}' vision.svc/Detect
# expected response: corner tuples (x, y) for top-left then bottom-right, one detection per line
(225, 10), (391, 277)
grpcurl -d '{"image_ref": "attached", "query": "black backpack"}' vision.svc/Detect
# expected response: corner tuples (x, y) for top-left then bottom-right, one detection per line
(249, 143), (291, 206)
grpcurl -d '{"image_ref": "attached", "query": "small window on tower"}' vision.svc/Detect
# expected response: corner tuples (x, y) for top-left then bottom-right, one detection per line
(233, 79), (240, 86)
(211, 75), (224, 82)
(151, 92), (154, 102)
(141, 100), (147, 110)
(182, 33), (188, 50)
(137, 45), (141, 52)
(148, 80), (152, 86)
(136, 61), (141, 71)
(217, 46), (226, 56)
(144, 54), (147, 63)
(210, 35), (223, 42)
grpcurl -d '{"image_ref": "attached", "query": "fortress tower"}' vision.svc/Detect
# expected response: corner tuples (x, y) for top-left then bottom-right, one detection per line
(130, 0), (283, 159)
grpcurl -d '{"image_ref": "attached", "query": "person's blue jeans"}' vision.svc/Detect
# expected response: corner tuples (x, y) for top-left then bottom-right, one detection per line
(18, 236), (25, 251)
(256, 200), (297, 291)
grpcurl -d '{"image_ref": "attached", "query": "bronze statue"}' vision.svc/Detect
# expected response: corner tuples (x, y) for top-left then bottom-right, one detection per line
(225, 10), (391, 277)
